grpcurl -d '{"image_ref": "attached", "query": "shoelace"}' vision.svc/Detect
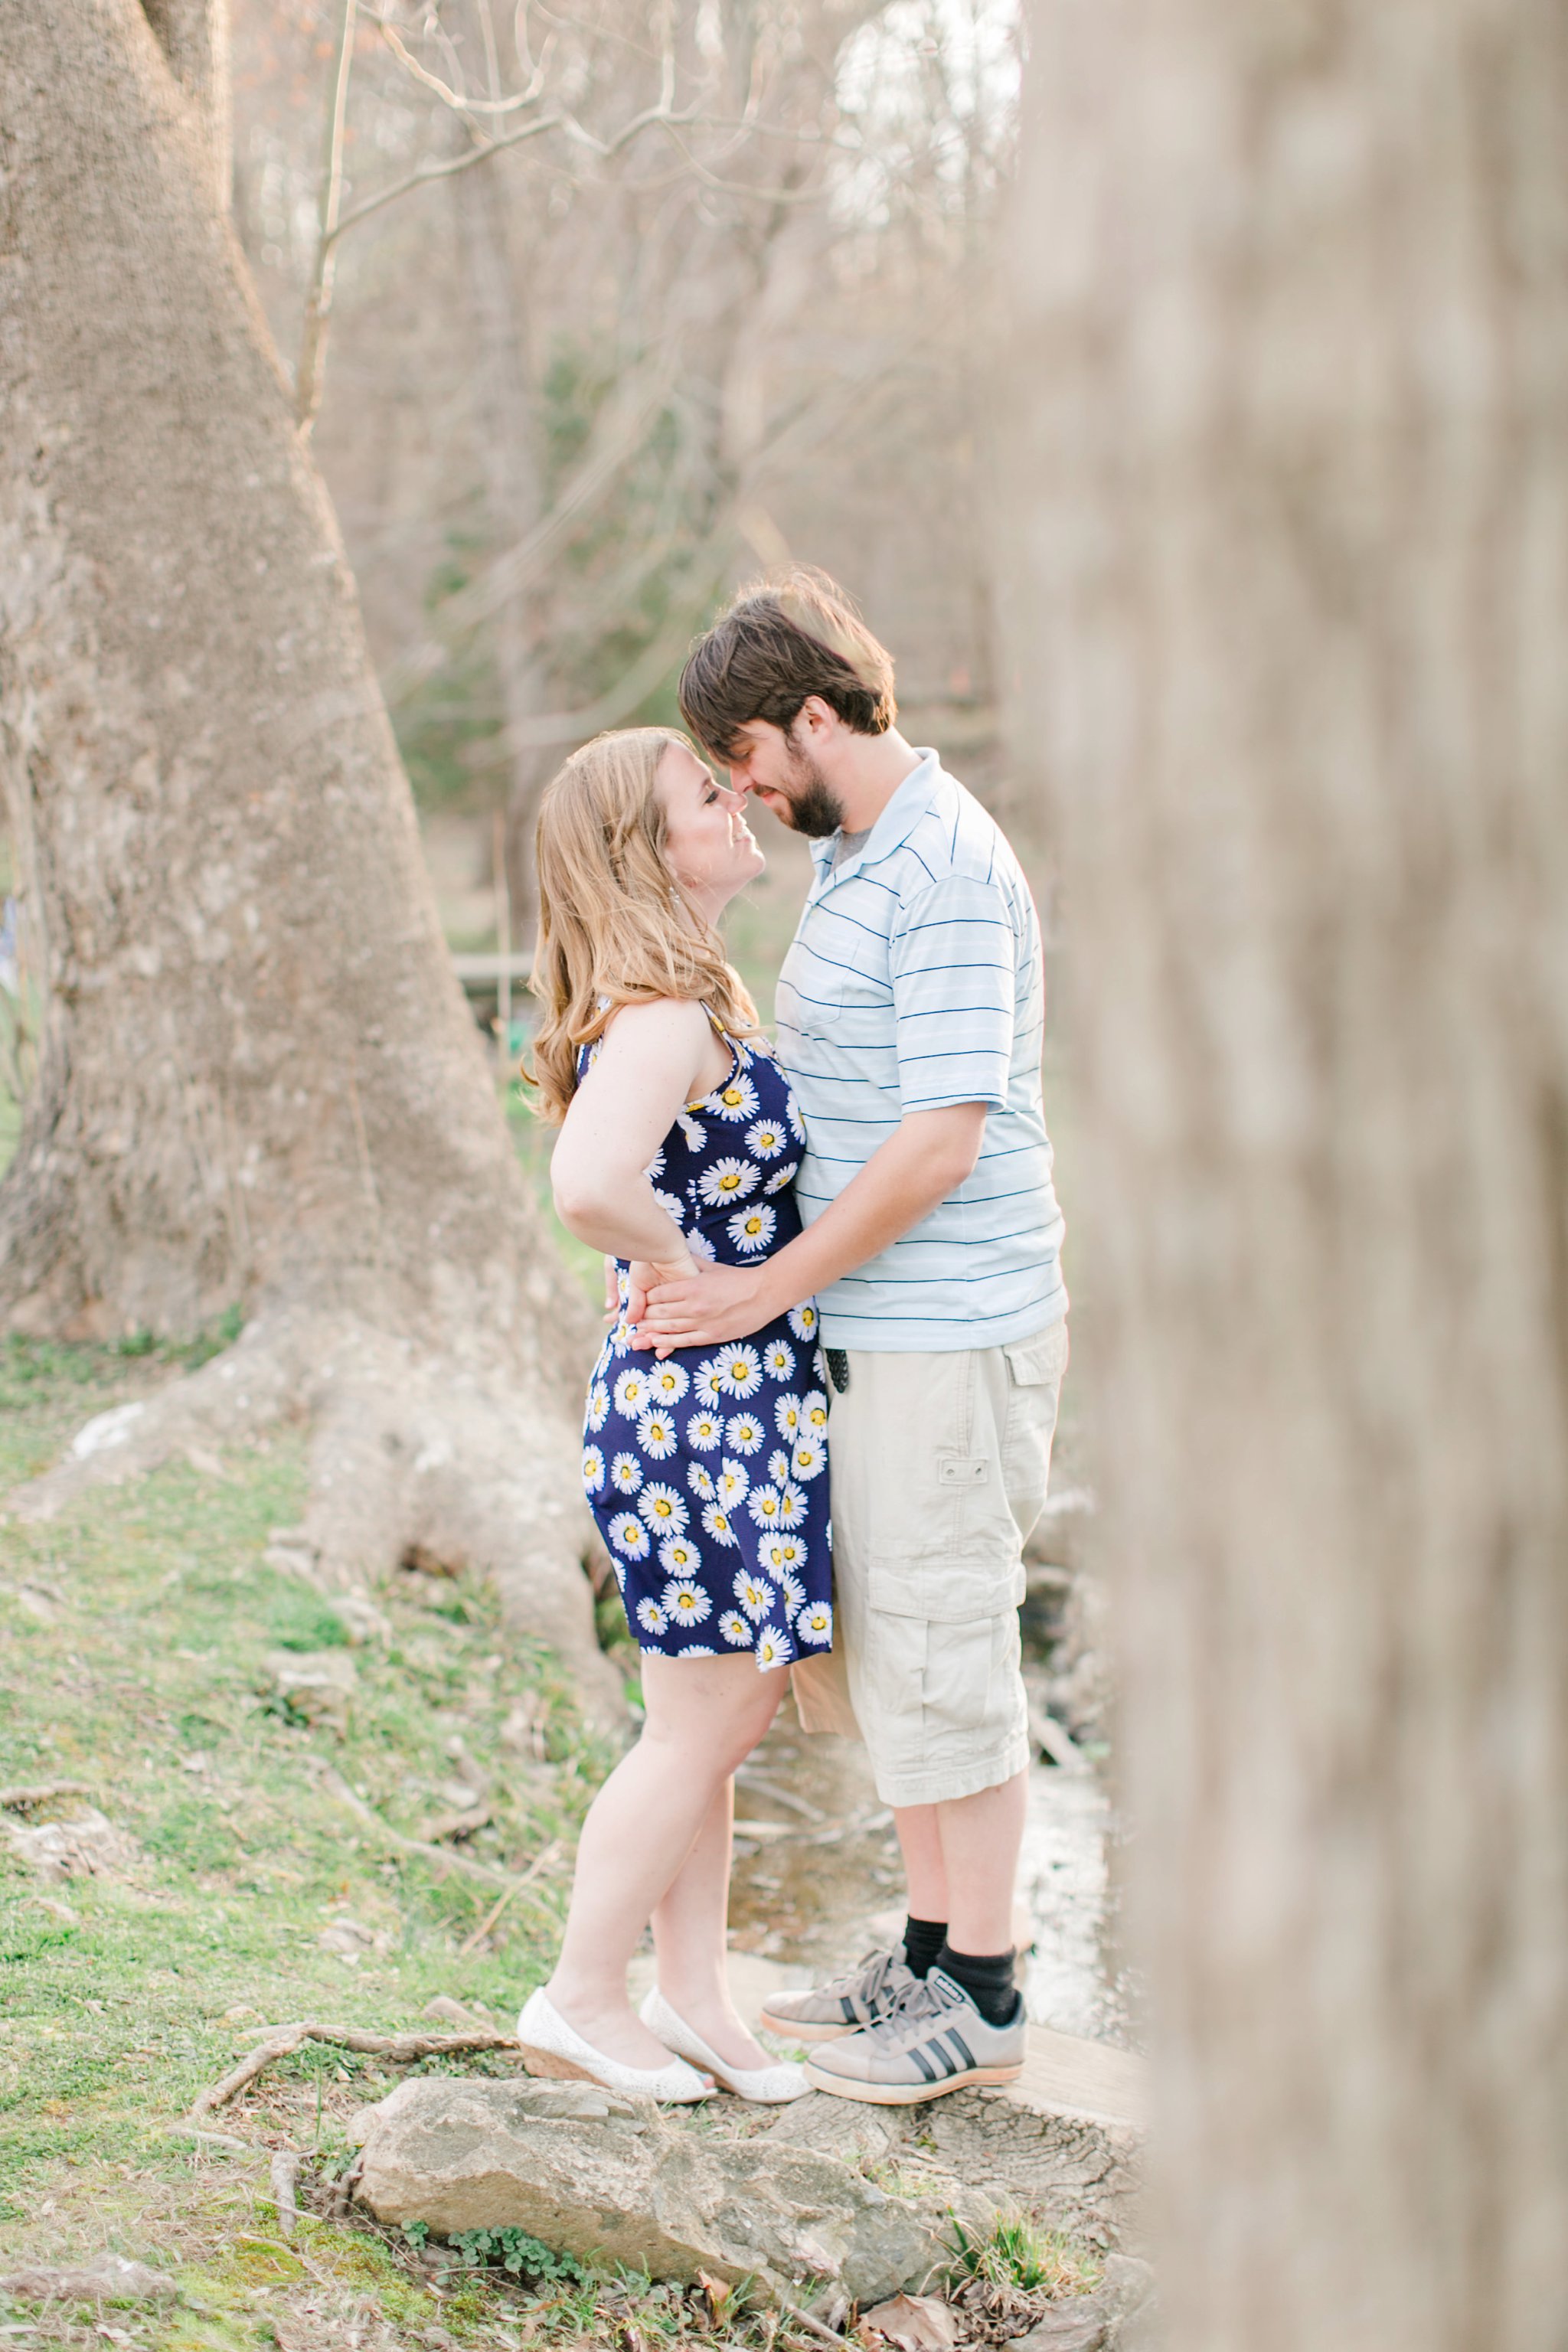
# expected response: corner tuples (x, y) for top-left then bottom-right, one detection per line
(865, 1968), (968, 2047)
(818, 1946), (902, 2004)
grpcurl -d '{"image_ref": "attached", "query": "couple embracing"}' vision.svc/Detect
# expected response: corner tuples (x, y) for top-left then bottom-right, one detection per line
(517, 571), (1067, 2112)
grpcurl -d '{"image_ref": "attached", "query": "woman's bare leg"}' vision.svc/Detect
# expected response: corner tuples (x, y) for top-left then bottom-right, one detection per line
(542, 1653), (783, 2070)
(651, 1775), (775, 2070)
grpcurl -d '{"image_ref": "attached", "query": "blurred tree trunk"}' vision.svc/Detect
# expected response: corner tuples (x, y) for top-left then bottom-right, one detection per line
(1004, 3), (1568, 2348)
(0, 0), (611, 1703)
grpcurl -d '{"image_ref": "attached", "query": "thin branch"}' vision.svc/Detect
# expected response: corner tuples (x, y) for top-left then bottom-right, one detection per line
(0, 1782), (95, 1811)
(185, 2020), (521, 2119)
(370, 10), (550, 116)
(296, 0), (360, 433)
(326, 111), (566, 247)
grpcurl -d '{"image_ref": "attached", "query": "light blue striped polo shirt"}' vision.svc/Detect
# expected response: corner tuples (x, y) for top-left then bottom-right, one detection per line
(773, 750), (1067, 1350)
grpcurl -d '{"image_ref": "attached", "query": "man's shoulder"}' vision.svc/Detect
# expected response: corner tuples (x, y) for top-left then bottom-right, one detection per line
(890, 766), (1028, 904)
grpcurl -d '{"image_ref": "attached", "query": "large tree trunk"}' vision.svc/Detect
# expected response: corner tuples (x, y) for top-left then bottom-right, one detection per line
(0, 0), (612, 1705)
(1005, 3), (1568, 2347)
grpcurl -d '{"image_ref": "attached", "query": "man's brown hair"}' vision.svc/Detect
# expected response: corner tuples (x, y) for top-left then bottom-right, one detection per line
(679, 567), (897, 759)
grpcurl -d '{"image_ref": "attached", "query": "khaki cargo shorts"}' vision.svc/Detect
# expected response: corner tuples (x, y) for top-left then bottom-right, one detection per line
(792, 1321), (1067, 1808)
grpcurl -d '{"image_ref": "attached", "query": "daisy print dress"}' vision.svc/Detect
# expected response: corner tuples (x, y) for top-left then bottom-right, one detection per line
(577, 1031), (833, 1671)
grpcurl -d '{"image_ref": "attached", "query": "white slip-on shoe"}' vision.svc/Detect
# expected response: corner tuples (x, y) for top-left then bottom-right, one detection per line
(639, 1986), (810, 2103)
(516, 1988), (712, 2103)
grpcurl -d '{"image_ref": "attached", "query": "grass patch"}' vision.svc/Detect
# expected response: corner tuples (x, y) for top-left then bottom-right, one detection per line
(947, 2210), (1102, 2300)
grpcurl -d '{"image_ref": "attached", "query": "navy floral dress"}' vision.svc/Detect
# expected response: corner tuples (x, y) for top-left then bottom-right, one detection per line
(577, 1030), (833, 1671)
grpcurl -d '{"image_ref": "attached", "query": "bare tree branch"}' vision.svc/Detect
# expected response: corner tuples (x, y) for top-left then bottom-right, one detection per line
(296, 0), (360, 433)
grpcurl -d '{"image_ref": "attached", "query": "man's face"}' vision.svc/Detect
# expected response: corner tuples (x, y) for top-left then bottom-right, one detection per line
(723, 715), (845, 838)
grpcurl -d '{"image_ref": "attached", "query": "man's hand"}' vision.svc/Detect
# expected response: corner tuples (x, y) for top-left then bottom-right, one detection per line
(632, 1259), (778, 1354)
(626, 1252), (699, 1335)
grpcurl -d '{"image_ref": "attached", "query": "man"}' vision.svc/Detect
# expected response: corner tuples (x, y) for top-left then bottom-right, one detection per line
(634, 569), (1067, 2103)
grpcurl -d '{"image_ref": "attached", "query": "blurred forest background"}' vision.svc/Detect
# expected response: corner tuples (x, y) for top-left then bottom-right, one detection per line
(234, 0), (1021, 954)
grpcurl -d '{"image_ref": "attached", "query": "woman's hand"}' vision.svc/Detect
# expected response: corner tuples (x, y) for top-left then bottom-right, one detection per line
(631, 1260), (778, 1354)
(602, 1259), (620, 1321)
(625, 1252), (697, 1334)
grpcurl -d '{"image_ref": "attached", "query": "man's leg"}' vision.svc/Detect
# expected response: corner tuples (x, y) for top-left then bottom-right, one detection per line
(893, 1767), (1029, 1955)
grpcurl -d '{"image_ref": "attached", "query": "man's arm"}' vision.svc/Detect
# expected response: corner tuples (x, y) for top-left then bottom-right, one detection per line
(630, 1101), (988, 1350)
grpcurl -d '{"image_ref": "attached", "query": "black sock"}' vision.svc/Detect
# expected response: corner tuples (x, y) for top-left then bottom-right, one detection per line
(901, 1915), (948, 1980)
(935, 1942), (1019, 2027)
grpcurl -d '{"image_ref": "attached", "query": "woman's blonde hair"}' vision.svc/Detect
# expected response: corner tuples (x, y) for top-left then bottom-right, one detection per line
(525, 726), (763, 1122)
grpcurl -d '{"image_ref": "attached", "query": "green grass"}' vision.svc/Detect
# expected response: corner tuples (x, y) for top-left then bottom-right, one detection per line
(946, 2210), (1101, 2300)
(0, 1334), (637, 2341)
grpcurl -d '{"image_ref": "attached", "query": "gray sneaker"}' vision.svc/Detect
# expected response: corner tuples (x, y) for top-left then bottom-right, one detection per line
(802, 1968), (1026, 2103)
(758, 1945), (917, 2044)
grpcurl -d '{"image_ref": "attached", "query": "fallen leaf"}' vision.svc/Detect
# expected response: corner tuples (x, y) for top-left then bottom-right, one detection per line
(696, 2269), (733, 2324)
(859, 2294), (959, 2352)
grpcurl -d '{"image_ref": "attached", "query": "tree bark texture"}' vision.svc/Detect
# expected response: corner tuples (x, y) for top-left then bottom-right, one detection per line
(0, 0), (609, 1703)
(1004, 4), (1568, 2347)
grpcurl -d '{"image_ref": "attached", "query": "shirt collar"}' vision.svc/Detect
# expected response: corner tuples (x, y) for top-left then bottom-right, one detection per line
(808, 749), (942, 891)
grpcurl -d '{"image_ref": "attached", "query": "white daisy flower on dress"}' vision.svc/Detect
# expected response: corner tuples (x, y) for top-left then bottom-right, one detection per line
(773, 1534), (807, 1573)
(746, 1118), (786, 1160)
(582, 1446), (606, 1495)
(635, 1596), (668, 1637)
(638, 1482), (688, 1535)
(609, 1452), (643, 1494)
(787, 1302), (819, 1343)
(659, 1532), (703, 1577)
(677, 1112), (705, 1152)
(635, 1406), (679, 1462)
(727, 1204), (776, 1256)
(755, 1625), (790, 1671)
(774, 1393), (804, 1442)
(724, 1410), (765, 1456)
(715, 1344), (763, 1399)
(607, 1318), (632, 1357)
(763, 1338), (796, 1382)
(702, 1501), (738, 1548)
(779, 1572), (808, 1620)
(686, 1407), (723, 1452)
(786, 1096), (805, 1143)
(716, 1459), (750, 1507)
(662, 1578), (710, 1628)
(718, 1609), (752, 1647)
(775, 1479), (808, 1530)
(698, 1157), (757, 1208)
(688, 1227), (717, 1263)
(688, 1462), (717, 1503)
(803, 1390), (828, 1433)
(609, 1511), (650, 1560)
(764, 1160), (799, 1195)
(650, 1361), (690, 1406)
(733, 1570), (776, 1622)
(644, 1144), (667, 1180)
(694, 1357), (728, 1407)
(711, 1072), (759, 1122)
(748, 1485), (784, 1528)
(797, 1602), (833, 1647)
(791, 1433), (827, 1481)
(613, 1367), (652, 1417)
(675, 1645), (717, 1658)
(653, 1187), (686, 1229)
(766, 1449), (792, 1486)
(586, 1380), (610, 1432)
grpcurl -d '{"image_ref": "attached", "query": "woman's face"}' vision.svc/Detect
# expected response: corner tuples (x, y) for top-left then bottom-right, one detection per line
(656, 740), (765, 916)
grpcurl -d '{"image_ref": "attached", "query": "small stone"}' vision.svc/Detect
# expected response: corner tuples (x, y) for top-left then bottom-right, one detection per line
(1011, 2301), (1109, 2352)
(265, 1648), (357, 1731)
(0, 2252), (175, 2304)
(3, 1807), (139, 1884)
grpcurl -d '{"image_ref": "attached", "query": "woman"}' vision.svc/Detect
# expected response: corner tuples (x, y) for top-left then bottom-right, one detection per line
(516, 726), (830, 2103)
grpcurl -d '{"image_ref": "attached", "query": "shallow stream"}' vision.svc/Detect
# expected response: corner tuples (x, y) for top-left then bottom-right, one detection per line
(726, 1687), (1134, 2049)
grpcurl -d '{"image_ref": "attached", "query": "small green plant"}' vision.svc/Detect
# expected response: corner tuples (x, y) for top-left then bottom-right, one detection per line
(447, 2226), (591, 2286)
(400, 2222), (430, 2250)
(946, 2210), (1100, 2298)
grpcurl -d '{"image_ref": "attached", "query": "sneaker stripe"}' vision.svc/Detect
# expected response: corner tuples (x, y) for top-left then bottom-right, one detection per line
(840, 1996), (858, 2024)
(943, 2029), (976, 2070)
(922, 2039), (956, 2079)
(908, 2043), (939, 2084)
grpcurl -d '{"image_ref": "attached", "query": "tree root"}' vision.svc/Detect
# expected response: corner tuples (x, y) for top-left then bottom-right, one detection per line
(8, 1303), (622, 1716)
(185, 2020), (524, 2120)
(0, 1782), (96, 1811)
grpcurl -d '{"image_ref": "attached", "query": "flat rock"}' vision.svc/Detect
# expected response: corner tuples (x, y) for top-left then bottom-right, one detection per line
(0, 2252), (176, 2303)
(350, 2075), (975, 2301)
(265, 1648), (357, 1730)
(2, 1806), (140, 1884)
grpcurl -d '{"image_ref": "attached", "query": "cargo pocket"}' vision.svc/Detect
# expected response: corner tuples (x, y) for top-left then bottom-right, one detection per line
(1001, 1325), (1067, 1544)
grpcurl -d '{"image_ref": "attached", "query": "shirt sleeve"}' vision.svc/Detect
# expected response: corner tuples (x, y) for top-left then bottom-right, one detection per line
(888, 875), (1017, 1113)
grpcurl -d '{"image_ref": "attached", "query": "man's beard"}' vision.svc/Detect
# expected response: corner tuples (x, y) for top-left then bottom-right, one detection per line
(775, 736), (846, 838)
